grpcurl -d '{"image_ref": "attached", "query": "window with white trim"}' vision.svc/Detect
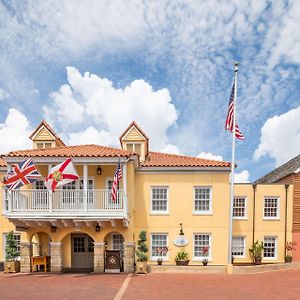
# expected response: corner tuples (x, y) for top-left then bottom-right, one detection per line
(264, 197), (279, 219)
(233, 197), (246, 218)
(151, 233), (168, 259)
(194, 234), (211, 258)
(232, 236), (245, 257)
(112, 234), (124, 251)
(151, 187), (168, 212)
(126, 143), (142, 156)
(3, 233), (21, 260)
(36, 142), (53, 149)
(263, 236), (277, 259)
(194, 187), (212, 214)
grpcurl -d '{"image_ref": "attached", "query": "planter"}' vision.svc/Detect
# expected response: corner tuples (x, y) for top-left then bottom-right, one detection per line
(4, 261), (20, 273)
(136, 261), (147, 273)
(254, 257), (262, 265)
(157, 260), (163, 266)
(285, 256), (293, 263)
(202, 261), (208, 266)
(175, 259), (189, 266)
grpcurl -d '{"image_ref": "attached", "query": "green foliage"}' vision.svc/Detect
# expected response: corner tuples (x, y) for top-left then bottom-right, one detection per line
(249, 240), (264, 259)
(136, 230), (148, 262)
(175, 250), (189, 260)
(5, 231), (19, 261)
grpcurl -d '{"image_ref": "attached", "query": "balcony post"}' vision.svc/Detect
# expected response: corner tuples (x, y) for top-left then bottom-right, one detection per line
(122, 162), (128, 215)
(83, 164), (88, 212)
(48, 165), (53, 212)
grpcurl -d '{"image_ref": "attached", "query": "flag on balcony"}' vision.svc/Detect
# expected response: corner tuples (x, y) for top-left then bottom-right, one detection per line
(2, 158), (41, 190)
(225, 81), (245, 140)
(45, 158), (79, 192)
(111, 160), (122, 201)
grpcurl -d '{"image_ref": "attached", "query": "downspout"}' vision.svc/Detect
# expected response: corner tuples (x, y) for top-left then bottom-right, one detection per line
(284, 184), (289, 258)
(252, 184), (257, 246)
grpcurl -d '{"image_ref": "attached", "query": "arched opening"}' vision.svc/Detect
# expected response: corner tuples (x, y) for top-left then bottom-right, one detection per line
(104, 232), (125, 272)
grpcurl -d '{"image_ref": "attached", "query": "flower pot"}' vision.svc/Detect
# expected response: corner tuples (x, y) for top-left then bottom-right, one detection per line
(175, 259), (189, 266)
(202, 261), (208, 266)
(136, 261), (147, 273)
(254, 257), (262, 265)
(285, 256), (292, 263)
(157, 260), (163, 266)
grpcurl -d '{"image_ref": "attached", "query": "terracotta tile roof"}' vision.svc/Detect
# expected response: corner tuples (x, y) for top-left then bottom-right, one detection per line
(255, 154), (300, 183)
(4, 144), (134, 158)
(140, 152), (231, 168)
(29, 120), (65, 146)
(0, 157), (7, 167)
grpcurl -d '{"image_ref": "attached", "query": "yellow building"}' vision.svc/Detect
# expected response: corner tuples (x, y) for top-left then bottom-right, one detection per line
(0, 121), (293, 272)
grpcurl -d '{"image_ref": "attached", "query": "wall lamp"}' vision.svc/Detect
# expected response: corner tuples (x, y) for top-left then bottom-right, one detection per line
(51, 225), (57, 233)
(97, 166), (102, 175)
(179, 222), (184, 236)
(95, 223), (101, 232)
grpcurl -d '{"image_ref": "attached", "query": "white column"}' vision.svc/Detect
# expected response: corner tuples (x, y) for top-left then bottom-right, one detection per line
(83, 164), (88, 212)
(48, 164), (53, 212)
(7, 164), (12, 212)
(123, 162), (128, 215)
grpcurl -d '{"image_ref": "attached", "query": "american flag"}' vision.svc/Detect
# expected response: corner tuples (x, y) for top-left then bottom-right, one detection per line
(111, 160), (122, 202)
(225, 81), (245, 140)
(3, 158), (41, 190)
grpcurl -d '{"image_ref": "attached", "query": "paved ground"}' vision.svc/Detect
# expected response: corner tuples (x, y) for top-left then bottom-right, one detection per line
(1, 269), (300, 300)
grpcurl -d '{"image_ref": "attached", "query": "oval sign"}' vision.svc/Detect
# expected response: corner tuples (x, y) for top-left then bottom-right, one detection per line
(174, 235), (188, 247)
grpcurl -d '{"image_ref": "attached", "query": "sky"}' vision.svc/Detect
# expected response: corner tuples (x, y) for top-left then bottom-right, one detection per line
(0, 0), (300, 183)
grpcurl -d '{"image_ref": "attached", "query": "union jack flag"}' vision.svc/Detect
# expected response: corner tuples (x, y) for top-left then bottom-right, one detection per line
(111, 160), (122, 202)
(225, 81), (245, 140)
(3, 158), (41, 190)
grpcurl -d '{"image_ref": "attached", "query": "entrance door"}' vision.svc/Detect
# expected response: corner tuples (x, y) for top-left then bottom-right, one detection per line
(71, 234), (94, 271)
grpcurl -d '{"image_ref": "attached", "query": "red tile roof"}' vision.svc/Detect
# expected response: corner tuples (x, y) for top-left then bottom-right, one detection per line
(5, 144), (134, 158)
(140, 152), (231, 168)
(29, 120), (65, 146)
(0, 158), (7, 167)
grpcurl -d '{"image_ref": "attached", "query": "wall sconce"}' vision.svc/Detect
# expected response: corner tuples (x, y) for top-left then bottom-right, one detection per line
(97, 166), (102, 175)
(51, 225), (57, 233)
(95, 223), (101, 232)
(179, 222), (184, 235)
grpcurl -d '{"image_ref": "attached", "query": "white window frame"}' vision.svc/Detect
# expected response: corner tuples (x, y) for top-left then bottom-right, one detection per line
(150, 233), (169, 261)
(193, 186), (212, 215)
(263, 197), (280, 220)
(263, 236), (278, 260)
(233, 196), (247, 219)
(150, 186), (169, 214)
(3, 232), (21, 261)
(126, 142), (142, 155)
(193, 233), (212, 261)
(232, 236), (246, 258)
(36, 142), (54, 149)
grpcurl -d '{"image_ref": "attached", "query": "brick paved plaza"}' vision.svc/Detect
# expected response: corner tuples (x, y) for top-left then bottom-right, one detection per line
(1, 269), (300, 300)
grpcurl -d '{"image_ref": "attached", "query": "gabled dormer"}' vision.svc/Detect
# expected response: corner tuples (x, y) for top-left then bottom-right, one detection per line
(29, 120), (65, 149)
(119, 121), (149, 162)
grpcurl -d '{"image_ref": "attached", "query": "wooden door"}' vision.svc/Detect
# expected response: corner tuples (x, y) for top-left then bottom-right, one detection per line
(105, 250), (121, 271)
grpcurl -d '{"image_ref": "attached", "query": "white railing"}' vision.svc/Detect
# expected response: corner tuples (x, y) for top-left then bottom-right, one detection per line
(4, 189), (125, 216)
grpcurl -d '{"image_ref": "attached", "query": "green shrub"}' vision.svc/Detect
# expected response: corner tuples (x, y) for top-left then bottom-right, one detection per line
(136, 231), (148, 262)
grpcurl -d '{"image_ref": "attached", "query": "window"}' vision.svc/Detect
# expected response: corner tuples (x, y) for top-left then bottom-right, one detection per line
(233, 197), (246, 218)
(126, 143), (142, 156)
(232, 236), (245, 257)
(151, 187), (168, 212)
(263, 236), (277, 259)
(34, 180), (48, 208)
(112, 234), (124, 251)
(3, 233), (21, 260)
(264, 197), (279, 219)
(151, 234), (168, 260)
(194, 234), (211, 259)
(194, 187), (212, 214)
(36, 142), (53, 149)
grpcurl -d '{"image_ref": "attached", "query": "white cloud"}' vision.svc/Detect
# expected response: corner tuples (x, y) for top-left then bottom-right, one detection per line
(160, 144), (182, 155)
(0, 109), (32, 153)
(254, 107), (300, 166)
(44, 67), (178, 150)
(0, 88), (9, 100)
(197, 152), (223, 161)
(235, 170), (250, 183)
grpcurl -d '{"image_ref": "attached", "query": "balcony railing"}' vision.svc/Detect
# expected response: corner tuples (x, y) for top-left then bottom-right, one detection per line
(3, 189), (126, 218)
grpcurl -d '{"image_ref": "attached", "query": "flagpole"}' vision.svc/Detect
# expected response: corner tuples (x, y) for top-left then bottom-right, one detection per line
(228, 62), (238, 265)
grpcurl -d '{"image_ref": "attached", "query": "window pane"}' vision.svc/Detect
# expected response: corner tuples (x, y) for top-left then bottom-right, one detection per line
(126, 143), (133, 151)
(232, 236), (245, 256)
(194, 234), (210, 257)
(135, 144), (142, 156)
(264, 237), (276, 258)
(264, 198), (278, 218)
(233, 197), (246, 217)
(151, 234), (167, 258)
(44, 143), (52, 148)
(194, 188), (211, 212)
(152, 188), (168, 211)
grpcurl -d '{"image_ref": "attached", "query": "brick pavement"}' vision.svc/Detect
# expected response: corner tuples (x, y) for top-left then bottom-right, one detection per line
(1, 269), (300, 300)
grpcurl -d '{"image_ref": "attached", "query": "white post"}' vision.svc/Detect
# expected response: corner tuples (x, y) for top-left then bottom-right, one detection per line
(7, 164), (12, 212)
(228, 62), (238, 265)
(83, 164), (88, 212)
(123, 161), (128, 215)
(48, 164), (53, 212)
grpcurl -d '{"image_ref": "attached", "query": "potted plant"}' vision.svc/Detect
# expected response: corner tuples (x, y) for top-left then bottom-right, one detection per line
(285, 241), (297, 263)
(201, 246), (209, 266)
(135, 230), (148, 273)
(249, 240), (264, 265)
(156, 247), (168, 265)
(4, 231), (20, 273)
(175, 250), (189, 266)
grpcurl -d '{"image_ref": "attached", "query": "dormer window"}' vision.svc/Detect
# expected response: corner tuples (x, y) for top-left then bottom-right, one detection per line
(36, 142), (53, 149)
(126, 143), (142, 156)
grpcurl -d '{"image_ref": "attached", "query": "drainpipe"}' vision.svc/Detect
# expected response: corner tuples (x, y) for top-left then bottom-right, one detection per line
(284, 184), (289, 258)
(252, 184), (257, 246)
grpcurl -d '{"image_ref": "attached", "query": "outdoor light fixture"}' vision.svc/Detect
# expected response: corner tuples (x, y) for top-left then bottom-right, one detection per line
(179, 222), (184, 235)
(95, 223), (100, 232)
(97, 166), (102, 175)
(50, 225), (57, 233)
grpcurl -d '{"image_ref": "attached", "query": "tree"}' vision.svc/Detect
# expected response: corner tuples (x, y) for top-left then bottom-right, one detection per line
(5, 231), (19, 261)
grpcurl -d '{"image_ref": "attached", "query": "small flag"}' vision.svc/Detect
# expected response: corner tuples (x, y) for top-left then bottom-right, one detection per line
(3, 158), (41, 190)
(225, 81), (245, 140)
(45, 158), (79, 192)
(111, 160), (122, 202)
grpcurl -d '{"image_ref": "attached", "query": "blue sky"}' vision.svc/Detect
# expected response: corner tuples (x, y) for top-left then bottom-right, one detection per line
(0, 0), (300, 182)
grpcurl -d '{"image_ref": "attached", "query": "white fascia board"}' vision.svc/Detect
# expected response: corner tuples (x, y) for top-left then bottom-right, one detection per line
(294, 167), (300, 174)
